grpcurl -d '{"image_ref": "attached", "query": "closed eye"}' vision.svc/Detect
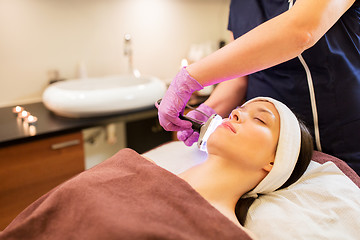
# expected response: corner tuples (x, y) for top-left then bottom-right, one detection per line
(255, 117), (266, 124)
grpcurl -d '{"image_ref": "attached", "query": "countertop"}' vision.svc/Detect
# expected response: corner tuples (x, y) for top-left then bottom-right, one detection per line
(0, 102), (157, 147)
(0, 95), (208, 147)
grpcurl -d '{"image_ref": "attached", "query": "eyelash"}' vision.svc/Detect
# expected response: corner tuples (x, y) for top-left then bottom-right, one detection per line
(255, 117), (266, 124)
(230, 114), (265, 125)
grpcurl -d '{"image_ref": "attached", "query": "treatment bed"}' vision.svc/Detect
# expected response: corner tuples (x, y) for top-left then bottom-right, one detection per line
(0, 141), (359, 240)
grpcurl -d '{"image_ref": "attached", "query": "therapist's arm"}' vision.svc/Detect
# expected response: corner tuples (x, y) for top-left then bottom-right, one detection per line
(204, 75), (248, 118)
(186, 0), (355, 86)
(203, 32), (248, 118)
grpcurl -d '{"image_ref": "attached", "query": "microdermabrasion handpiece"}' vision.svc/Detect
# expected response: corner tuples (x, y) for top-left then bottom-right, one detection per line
(197, 114), (223, 152)
(179, 114), (202, 132)
(156, 99), (223, 152)
(156, 99), (203, 132)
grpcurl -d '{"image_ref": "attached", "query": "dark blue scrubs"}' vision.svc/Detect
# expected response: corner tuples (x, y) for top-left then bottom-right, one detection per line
(228, 0), (360, 175)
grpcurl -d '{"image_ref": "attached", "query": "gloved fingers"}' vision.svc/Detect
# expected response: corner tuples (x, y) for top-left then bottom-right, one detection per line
(185, 111), (208, 124)
(159, 113), (192, 131)
(177, 129), (193, 142)
(196, 103), (217, 118)
(157, 95), (189, 131)
(177, 129), (199, 146)
(183, 132), (199, 146)
(157, 96), (190, 131)
(156, 67), (203, 132)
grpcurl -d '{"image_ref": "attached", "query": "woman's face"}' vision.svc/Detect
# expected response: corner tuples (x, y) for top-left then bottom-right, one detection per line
(207, 100), (280, 172)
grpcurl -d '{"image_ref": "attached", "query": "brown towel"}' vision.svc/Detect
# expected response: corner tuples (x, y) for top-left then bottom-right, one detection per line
(0, 148), (253, 240)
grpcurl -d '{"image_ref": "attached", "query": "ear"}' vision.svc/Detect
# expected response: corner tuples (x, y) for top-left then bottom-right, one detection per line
(263, 161), (274, 172)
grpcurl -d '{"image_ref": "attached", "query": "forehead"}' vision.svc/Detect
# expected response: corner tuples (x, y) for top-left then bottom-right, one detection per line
(243, 100), (278, 115)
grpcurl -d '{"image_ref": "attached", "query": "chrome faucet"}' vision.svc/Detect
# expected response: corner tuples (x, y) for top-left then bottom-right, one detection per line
(124, 34), (133, 74)
(124, 34), (140, 77)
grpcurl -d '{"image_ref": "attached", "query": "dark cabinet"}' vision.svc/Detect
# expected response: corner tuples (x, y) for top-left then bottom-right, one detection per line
(126, 116), (172, 154)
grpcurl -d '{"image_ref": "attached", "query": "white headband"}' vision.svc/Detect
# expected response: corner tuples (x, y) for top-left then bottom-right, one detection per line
(242, 97), (301, 198)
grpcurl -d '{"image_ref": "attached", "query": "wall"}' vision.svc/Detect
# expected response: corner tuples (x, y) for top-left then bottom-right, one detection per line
(0, 0), (231, 107)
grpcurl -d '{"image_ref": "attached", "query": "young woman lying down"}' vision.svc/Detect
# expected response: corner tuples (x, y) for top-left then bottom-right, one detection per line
(1, 97), (358, 240)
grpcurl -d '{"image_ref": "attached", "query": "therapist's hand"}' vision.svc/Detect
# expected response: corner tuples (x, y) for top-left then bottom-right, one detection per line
(157, 67), (204, 131)
(177, 103), (216, 146)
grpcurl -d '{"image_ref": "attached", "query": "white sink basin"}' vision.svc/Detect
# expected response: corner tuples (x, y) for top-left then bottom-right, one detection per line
(42, 75), (166, 118)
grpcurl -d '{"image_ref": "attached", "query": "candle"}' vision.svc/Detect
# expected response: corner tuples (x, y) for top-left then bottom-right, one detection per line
(25, 115), (38, 126)
(29, 125), (37, 136)
(12, 106), (24, 116)
(18, 110), (30, 120)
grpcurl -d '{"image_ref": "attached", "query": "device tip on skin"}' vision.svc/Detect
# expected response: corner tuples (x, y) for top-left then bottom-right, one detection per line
(156, 98), (222, 152)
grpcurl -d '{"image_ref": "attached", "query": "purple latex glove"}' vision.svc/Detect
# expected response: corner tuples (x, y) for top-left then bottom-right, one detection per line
(177, 103), (216, 146)
(157, 67), (204, 131)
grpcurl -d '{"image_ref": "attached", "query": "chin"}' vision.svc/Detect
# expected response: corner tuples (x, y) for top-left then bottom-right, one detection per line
(206, 135), (230, 156)
(206, 132), (221, 150)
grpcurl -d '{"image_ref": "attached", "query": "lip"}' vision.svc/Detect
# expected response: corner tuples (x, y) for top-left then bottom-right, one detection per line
(220, 121), (236, 134)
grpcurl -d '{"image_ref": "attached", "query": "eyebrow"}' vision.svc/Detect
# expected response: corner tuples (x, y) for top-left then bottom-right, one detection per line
(237, 104), (276, 119)
(256, 107), (276, 119)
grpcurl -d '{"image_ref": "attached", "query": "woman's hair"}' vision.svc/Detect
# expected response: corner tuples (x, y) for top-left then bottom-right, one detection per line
(235, 119), (314, 226)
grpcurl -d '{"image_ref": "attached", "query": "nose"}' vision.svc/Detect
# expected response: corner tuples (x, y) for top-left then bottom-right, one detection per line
(229, 108), (246, 123)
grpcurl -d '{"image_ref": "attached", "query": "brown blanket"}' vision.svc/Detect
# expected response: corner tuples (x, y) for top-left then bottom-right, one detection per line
(0, 149), (252, 240)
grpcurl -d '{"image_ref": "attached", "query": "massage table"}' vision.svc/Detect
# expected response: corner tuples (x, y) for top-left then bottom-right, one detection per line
(1, 141), (359, 240)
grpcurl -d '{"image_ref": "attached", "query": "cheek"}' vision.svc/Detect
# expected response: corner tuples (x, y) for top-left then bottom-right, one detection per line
(230, 128), (276, 158)
(245, 125), (275, 144)
(245, 127), (278, 159)
(206, 125), (278, 163)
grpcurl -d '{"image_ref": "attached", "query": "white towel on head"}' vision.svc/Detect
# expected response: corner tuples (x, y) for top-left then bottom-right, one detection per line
(242, 97), (301, 198)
